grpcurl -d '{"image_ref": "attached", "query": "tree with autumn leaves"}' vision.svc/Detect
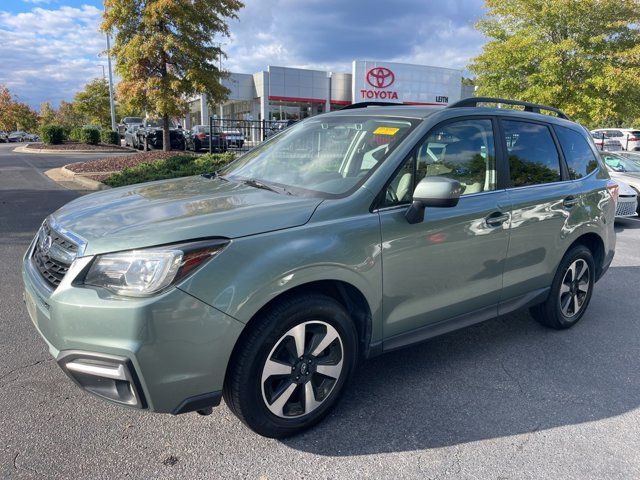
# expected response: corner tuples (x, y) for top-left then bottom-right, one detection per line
(0, 85), (38, 132)
(470, 0), (640, 128)
(102, 0), (243, 151)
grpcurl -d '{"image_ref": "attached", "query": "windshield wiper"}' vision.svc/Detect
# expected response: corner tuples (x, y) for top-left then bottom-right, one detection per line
(242, 178), (292, 195)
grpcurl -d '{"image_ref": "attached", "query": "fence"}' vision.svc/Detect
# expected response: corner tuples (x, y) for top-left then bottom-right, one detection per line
(207, 117), (297, 154)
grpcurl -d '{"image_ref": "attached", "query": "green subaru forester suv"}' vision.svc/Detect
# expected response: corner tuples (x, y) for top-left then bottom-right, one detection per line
(23, 98), (616, 437)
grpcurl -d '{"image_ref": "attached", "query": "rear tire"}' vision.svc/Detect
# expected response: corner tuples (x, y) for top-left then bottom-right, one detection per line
(530, 245), (595, 329)
(223, 294), (358, 438)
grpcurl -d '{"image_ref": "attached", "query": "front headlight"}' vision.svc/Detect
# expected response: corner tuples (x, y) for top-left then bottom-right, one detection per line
(83, 240), (228, 297)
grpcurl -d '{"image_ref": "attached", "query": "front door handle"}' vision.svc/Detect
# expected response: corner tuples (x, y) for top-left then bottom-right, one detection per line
(486, 212), (509, 227)
(563, 196), (580, 208)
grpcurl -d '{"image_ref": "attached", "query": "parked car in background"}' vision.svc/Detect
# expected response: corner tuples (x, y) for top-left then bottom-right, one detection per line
(264, 119), (297, 139)
(186, 125), (227, 152)
(0, 131), (8, 142)
(135, 118), (185, 150)
(24, 133), (40, 142)
(118, 117), (144, 138)
(592, 128), (640, 151)
(8, 131), (27, 142)
(591, 132), (623, 151)
(601, 151), (640, 214)
(613, 180), (638, 219)
(123, 123), (143, 148)
(222, 128), (244, 148)
(22, 97), (616, 438)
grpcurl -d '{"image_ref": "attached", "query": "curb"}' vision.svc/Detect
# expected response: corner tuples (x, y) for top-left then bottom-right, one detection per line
(46, 166), (111, 191)
(15, 144), (135, 155)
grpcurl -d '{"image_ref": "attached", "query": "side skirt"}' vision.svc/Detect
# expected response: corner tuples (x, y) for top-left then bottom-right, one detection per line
(380, 287), (550, 354)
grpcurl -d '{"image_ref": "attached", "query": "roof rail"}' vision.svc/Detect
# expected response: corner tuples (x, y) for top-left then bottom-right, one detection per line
(340, 102), (399, 110)
(447, 97), (570, 120)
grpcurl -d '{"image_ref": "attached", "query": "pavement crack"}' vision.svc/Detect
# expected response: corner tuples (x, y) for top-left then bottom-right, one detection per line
(0, 358), (50, 385)
(500, 359), (525, 395)
(12, 451), (47, 478)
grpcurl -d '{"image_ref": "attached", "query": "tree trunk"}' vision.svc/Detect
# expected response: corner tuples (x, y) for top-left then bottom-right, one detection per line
(162, 114), (170, 152)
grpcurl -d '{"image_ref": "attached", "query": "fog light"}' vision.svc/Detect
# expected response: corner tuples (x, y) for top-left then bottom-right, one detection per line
(57, 351), (146, 408)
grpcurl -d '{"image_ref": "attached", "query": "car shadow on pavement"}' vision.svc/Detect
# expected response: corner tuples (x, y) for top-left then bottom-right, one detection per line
(284, 265), (640, 455)
(615, 218), (640, 233)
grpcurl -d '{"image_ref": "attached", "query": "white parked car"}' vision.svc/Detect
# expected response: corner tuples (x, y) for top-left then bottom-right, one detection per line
(601, 151), (640, 216)
(591, 131), (623, 151)
(222, 129), (244, 148)
(592, 128), (640, 151)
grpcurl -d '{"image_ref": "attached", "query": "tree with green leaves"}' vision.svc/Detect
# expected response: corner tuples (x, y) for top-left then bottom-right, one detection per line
(38, 102), (57, 128)
(470, 0), (640, 128)
(102, 0), (243, 151)
(55, 101), (84, 130)
(73, 78), (112, 128)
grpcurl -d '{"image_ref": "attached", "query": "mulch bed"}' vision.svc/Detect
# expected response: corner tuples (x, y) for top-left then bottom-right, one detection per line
(25, 142), (132, 152)
(66, 150), (191, 174)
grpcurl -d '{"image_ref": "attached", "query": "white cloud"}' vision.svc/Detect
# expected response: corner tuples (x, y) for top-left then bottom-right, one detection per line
(0, 4), (105, 108)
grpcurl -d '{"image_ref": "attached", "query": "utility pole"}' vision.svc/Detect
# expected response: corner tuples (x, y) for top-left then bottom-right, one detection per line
(106, 33), (117, 132)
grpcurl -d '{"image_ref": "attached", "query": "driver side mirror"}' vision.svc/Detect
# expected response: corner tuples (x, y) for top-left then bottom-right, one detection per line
(405, 177), (463, 224)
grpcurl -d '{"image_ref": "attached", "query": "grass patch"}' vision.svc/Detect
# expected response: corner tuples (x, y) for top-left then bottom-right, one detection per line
(103, 152), (236, 187)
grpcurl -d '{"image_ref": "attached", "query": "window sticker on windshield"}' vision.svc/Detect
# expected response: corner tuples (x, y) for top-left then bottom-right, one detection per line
(373, 126), (400, 136)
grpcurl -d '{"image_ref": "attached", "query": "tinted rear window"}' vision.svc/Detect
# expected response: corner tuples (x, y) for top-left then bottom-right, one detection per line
(554, 126), (598, 179)
(502, 120), (562, 187)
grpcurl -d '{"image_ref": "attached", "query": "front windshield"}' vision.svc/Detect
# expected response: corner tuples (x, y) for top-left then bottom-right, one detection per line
(220, 116), (416, 196)
(601, 152), (640, 173)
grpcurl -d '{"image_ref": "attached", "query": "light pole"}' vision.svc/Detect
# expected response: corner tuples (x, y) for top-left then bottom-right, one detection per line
(105, 32), (117, 132)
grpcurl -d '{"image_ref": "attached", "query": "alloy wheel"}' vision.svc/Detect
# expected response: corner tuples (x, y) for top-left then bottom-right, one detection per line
(261, 321), (344, 418)
(559, 258), (590, 318)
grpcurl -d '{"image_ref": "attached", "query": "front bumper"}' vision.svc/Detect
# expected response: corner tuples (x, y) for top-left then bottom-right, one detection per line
(22, 243), (243, 414)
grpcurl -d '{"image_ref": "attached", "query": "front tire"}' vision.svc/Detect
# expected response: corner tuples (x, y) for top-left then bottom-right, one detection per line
(223, 294), (358, 438)
(530, 245), (595, 329)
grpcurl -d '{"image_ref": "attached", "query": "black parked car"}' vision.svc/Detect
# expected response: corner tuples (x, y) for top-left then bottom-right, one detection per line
(135, 119), (185, 150)
(185, 125), (227, 152)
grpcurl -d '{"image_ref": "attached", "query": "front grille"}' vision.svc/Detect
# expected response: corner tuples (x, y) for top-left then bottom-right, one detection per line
(616, 198), (638, 217)
(31, 221), (78, 289)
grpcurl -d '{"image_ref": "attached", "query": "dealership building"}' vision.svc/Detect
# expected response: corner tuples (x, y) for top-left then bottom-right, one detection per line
(186, 60), (474, 129)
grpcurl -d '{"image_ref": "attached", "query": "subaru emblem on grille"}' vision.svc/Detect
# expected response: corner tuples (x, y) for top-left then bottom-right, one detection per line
(39, 230), (53, 255)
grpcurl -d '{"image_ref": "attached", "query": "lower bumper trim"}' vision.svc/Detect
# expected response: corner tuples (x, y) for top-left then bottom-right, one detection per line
(172, 391), (222, 415)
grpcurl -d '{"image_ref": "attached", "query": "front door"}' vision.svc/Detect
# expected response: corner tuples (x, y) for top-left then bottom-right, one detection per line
(378, 118), (511, 345)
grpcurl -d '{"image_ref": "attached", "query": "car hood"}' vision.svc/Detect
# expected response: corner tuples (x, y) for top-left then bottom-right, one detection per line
(51, 175), (323, 256)
(609, 171), (640, 191)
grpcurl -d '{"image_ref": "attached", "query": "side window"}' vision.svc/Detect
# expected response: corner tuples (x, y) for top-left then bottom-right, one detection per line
(383, 119), (497, 206)
(554, 125), (599, 179)
(502, 120), (561, 187)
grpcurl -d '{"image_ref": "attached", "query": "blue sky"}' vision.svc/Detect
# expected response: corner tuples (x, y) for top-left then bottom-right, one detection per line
(0, 0), (487, 109)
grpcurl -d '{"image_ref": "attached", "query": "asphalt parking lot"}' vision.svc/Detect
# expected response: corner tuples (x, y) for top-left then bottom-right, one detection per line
(2, 141), (640, 479)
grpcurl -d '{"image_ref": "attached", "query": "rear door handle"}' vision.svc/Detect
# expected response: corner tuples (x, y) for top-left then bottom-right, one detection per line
(486, 212), (509, 227)
(563, 196), (580, 208)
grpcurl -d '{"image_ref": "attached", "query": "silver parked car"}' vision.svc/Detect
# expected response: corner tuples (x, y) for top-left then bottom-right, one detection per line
(614, 181), (638, 219)
(601, 151), (640, 215)
(124, 123), (142, 148)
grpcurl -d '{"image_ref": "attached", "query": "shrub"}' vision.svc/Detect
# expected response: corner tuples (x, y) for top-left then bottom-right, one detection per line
(69, 127), (83, 142)
(100, 130), (120, 145)
(104, 152), (235, 187)
(79, 127), (100, 145)
(40, 125), (65, 145)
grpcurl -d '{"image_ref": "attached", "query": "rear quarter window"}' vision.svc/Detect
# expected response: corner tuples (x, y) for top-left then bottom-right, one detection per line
(554, 126), (599, 179)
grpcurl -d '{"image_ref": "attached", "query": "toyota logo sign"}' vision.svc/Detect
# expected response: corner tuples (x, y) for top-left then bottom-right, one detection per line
(366, 67), (395, 89)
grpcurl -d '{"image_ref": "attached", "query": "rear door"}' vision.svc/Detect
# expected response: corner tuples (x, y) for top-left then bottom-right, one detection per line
(500, 118), (583, 307)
